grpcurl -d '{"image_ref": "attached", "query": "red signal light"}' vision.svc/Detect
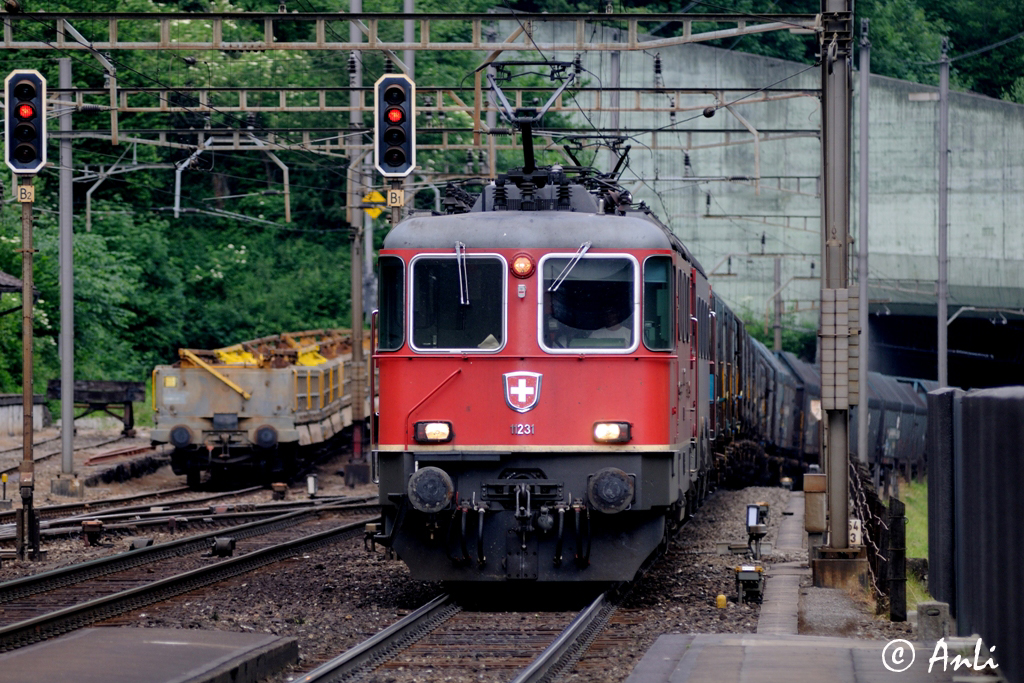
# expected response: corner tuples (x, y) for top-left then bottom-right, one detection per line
(386, 107), (405, 125)
(16, 103), (34, 120)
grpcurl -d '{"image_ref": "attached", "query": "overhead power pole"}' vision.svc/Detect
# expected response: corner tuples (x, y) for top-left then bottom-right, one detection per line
(18, 175), (39, 560)
(773, 257), (782, 351)
(56, 57), (81, 498)
(819, 0), (853, 564)
(937, 38), (949, 388)
(857, 20), (870, 468)
(347, 0), (368, 485)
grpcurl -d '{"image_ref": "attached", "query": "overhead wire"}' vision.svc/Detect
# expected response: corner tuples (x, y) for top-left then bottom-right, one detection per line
(12, 13), (358, 188)
(1, 16), (400, 220)
(483, 2), (826, 237)
(5, 155), (348, 233)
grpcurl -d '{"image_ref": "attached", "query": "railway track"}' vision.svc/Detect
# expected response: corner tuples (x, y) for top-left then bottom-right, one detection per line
(0, 485), (256, 526)
(294, 500), (686, 683)
(0, 502), (380, 652)
(299, 588), (619, 683)
(0, 433), (133, 478)
(0, 492), (375, 544)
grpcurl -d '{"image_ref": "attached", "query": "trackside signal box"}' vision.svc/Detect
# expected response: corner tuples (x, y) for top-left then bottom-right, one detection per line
(373, 74), (415, 178)
(5, 70), (47, 175)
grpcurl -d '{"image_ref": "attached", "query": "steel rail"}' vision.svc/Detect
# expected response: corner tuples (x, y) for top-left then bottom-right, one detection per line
(8, 498), (379, 542)
(0, 434), (127, 478)
(510, 589), (617, 683)
(42, 494), (367, 527)
(298, 593), (459, 683)
(0, 502), (375, 605)
(50, 485), (263, 521)
(0, 485), (257, 525)
(0, 513), (380, 653)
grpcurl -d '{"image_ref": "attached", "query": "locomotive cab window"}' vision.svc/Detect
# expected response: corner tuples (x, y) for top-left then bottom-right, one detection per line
(377, 256), (405, 351)
(410, 255), (505, 352)
(643, 256), (673, 350)
(539, 254), (638, 353)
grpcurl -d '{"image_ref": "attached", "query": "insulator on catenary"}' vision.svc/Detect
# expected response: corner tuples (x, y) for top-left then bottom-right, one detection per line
(347, 52), (357, 75)
(574, 54), (582, 77)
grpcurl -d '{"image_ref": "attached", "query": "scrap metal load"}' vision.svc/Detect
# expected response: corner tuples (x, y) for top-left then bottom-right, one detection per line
(151, 329), (366, 487)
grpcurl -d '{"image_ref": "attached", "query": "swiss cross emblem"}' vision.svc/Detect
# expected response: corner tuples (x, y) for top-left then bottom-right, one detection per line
(503, 372), (542, 413)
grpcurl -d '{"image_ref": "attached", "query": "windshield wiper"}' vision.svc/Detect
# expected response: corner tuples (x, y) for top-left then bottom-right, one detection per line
(548, 242), (591, 292)
(455, 241), (470, 305)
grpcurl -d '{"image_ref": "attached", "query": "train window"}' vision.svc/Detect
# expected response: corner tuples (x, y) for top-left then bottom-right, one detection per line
(539, 255), (638, 353)
(643, 256), (673, 351)
(676, 271), (683, 342)
(410, 255), (505, 352)
(697, 298), (702, 358)
(684, 273), (690, 343)
(699, 299), (706, 359)
(377, 256), (405, 351)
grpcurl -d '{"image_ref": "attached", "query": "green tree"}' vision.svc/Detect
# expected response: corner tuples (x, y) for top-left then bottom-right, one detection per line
(742, 311), (817, 361)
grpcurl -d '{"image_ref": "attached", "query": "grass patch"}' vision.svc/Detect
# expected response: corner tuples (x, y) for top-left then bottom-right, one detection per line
(900, 477), (931, 611)
(906, 573), (929, 611)
(901, 478), (928, 559)
(134, 379), (155, 428)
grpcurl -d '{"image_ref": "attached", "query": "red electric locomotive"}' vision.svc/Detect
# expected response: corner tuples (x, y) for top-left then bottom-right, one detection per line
(370, 166), (717, 583)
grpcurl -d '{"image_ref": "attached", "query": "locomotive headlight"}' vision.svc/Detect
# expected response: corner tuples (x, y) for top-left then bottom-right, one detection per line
(511, 253), (535, 279)
(413, 421), (453, 443)
(593, 422), (631, 443)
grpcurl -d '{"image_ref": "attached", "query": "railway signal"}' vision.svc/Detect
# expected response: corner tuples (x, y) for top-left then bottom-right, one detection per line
(4, 69), (47, 174)
(374, 74), (415, 178)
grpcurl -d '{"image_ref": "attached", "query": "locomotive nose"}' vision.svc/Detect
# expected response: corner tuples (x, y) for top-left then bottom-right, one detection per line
(407, 466), (454, 513)
(587, 467), (634, 513)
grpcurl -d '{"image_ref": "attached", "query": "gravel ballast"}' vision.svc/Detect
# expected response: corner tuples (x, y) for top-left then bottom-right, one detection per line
(0, 433), (919, 683)
(93, 485), (793, 683)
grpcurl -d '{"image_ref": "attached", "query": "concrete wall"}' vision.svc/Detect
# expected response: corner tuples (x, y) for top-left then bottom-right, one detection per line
(496, 20), (1024, 324)
(0, 399), (45, 435)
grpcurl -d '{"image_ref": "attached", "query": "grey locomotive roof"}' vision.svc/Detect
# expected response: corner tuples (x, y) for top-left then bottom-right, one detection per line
(386, 210), (673, 251)
(385, 210), (706, 276)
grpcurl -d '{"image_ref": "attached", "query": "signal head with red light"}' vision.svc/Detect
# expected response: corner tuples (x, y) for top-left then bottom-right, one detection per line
(374, 74), (416, 178)
(5, 70), (46, 174)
